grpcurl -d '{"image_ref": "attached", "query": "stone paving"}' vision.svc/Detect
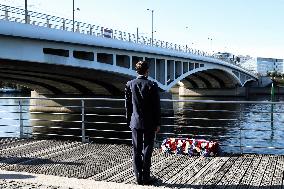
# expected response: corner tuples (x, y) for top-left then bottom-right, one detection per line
(0, 179), (66, 189)
(0, 170), (163, 189)
(0, 138), (283, 189)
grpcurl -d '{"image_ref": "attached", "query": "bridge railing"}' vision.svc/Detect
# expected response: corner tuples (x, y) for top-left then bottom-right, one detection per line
(0, 97), (283, 155)
(0, 3), (251, 67)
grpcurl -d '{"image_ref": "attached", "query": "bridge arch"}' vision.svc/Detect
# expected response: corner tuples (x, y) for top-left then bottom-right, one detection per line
(0, 59), (126, 96)
(243, 79), (257, 87)
(165, 68), (242, 91)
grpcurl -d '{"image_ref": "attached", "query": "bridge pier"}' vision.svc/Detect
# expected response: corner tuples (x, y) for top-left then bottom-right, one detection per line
(29, 91), (124, 113)
(30, 91), (72, 113)
(177, 86), (247, 97)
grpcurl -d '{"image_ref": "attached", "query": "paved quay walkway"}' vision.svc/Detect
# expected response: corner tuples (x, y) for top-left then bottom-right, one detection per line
(0, 138), (283, 189)
(0, 170), (162, 189)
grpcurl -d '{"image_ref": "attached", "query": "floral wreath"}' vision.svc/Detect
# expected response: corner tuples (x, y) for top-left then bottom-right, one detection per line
(161, 138), (220, 157)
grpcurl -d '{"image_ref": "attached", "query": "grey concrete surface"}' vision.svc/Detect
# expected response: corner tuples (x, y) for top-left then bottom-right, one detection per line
(0, 170), (168, 189)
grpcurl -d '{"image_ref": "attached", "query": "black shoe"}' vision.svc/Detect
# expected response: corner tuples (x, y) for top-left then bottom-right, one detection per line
(135, 175), (143, 185)
(135, 180), (143, 185)
(143, 177), (157, 185)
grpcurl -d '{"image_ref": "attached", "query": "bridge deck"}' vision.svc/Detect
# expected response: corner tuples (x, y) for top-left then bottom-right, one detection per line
(0, 139), (283, 188)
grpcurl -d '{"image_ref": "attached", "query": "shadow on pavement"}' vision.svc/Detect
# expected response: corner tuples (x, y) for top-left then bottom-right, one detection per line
(0, 156), (83, 166)
(0, 173), (36, 179)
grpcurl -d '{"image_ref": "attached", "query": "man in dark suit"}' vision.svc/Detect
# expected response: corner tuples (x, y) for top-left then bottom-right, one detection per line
(125, 61), (161, 185)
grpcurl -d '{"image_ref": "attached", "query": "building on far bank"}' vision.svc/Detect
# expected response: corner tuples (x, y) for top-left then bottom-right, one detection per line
(238, 55), (254, 64)
(214, 52), (236, 63)
(239, 56), (257, 73)
(257, 57), (284, 76)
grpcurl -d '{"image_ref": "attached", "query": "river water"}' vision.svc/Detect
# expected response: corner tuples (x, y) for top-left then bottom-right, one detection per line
(168, 95), (284, 154)
(1, 93), (284, 154)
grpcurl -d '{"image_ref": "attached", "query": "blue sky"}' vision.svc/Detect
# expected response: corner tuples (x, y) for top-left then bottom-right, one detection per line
(2, 0), (284, 58)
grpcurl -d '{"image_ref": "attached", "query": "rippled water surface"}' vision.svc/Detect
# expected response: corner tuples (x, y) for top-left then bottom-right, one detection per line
(1, 93), (284, 154)
(168, 95), (284, 154)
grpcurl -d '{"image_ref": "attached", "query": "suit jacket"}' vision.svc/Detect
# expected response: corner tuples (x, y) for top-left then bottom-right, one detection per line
(125, 75), (161, 130)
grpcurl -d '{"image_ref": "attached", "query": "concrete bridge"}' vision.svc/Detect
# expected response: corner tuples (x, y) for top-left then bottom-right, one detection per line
(0, 4), (257, 98)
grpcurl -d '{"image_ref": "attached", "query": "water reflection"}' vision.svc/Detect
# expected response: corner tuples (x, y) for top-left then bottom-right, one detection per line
(1, 93), (284, 154)
(0, 93), (31, 138)
(158, 95), (243, 154)
(30, 100), (132, 144)
(168, 95), (284, 154)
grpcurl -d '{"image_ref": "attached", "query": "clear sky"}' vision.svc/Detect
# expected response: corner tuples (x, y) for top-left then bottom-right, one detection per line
(2, 0), (284, 59)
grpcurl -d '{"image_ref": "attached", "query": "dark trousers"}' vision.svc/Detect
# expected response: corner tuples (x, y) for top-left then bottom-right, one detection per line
(131, 129), (155, 181)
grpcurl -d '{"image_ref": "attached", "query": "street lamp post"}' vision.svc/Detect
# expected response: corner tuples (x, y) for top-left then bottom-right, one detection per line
(25, 0), (28, 24)
(136, 27), (139, 43)
(72, 0), (80, 32)
(72, 0), (75, 32)
(147, 9), (154, 45)
(208, 37), (213, 54)
(185, 26), (191, 52)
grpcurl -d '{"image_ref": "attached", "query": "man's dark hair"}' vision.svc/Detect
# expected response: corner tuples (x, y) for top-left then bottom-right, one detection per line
(135, 61), (149, 75)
